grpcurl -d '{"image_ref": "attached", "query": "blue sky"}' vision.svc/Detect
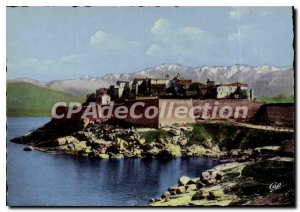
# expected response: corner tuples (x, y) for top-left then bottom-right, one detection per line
(7, 7), (293, 81)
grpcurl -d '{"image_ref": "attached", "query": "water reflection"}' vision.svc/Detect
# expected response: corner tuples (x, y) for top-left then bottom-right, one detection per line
(7, 118), (219, 206)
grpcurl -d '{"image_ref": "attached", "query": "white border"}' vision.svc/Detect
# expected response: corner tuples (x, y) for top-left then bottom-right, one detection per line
(1, 1), (298, 211)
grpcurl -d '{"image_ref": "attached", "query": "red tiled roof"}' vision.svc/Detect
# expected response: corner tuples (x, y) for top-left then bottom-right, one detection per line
(223, 82), (248, 87)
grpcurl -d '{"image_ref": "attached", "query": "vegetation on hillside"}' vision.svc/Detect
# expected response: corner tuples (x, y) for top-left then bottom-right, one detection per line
(256, 95), (294, 103)
(185, 123), (293, 150)
(7, 82), (85, 117)
(141, 130), (171, 143)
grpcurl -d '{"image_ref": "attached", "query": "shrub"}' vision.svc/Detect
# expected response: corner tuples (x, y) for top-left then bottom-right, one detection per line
(142, 130), (170, 143)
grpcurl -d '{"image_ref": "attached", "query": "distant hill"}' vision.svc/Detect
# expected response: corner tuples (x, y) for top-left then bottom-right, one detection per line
(7, 82), (85, 117)
(8, 64), (294, 97)
(9, 76), (110, 96)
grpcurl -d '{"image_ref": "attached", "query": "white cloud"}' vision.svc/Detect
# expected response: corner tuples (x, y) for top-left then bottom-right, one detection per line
(146, 44), (164, 56)
(229, 7), (251, 18)
(229, 7), (272, 18)
(227, 25), (253, 42)
(227, 32), (239, 41)
(146, 18), (210, 59)
(90, 30), (125, 51)
(151, 18), (172, 34)
(90, 30), (142, 55)
(19, 57), (53, 67)
(59, 54), (77, 62)
(8, 54), (77, 74)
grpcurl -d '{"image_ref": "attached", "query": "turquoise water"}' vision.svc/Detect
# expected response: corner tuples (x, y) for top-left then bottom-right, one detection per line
(7, 117), (219, 206)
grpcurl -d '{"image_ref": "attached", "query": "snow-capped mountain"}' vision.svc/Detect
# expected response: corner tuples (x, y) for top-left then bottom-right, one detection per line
(8, 64), (294, 97)
(101, 64), (294, 97)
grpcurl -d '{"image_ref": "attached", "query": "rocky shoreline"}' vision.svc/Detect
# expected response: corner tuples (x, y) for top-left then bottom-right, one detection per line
(11, 120), (222, 159)
(150, 155), (294, 206)
(149, 156), (294, 206)
(149, 141), (295, 206)
(11, 119), (295, 206)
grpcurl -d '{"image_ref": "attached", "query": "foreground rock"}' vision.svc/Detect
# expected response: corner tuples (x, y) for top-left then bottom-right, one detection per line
(11, 121), (221, 159)
(150, 159), (295, 206)
(11, 120), (293, 162)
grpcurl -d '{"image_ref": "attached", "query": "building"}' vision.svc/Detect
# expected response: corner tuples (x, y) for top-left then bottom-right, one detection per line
(150, 76), (171, 94)
(173, 73), (192, 90)
(131, 78), (144, 95)
(207, 78), (217, 86)
(86, 75), (253, 107)
(98, 94), (111, 105)
(116, 81), (130, 99)
(217, 82), (252, 100)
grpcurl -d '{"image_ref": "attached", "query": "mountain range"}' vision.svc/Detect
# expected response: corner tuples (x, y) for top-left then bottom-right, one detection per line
(8, 64), (294, 97)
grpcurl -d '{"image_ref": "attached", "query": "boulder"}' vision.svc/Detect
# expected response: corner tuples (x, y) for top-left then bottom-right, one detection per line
(146, 147), (161, 157)
(201, 178), (216, 186)
(180, 126), (193, 132)
(138, 138), (146, 145)
(185, 184), (197, 192)
(170, 191), (176, 195)
(73, 141), (87, 152)
(211, 170), (225, 181)
(207, 189), (224, 200)
(98, 153), (109, 159)
(132, 149), (142, 158)
(203, 137), (213, 149)
(255, 146), (281, 155)
(172, 136), (181, 144)
(92, 139), (112, 148)
(177, 137), (188, 146)
(187, 177), (199, 185)
(186, 145), (220, 157)
(163, 197), (170, 202)
(75, 131), (93, 141)
(175, 186), (186, 194)
(155, 198), (162, 202)
(116, 138), (128, 151)
(161, 191), (171, 198)
(243, 149), (254, 156)
(201, 171), (210, 180)
(168, 185), (178, 192)
(84, 146), (93, 154)
(170, 129), (181, 136)
(281, 140), (294, 155)
(158, 137), (171, 145)
(111, 153), (124, 159)
(191, 190), (205, 200)
(196, 182), (205, 189)
(23, 146), (34, 151)
(229, 149), (242, 157)
(149, 198), (156, 203)
(178, 176), (191, 186)
(158, 144), (181, 158)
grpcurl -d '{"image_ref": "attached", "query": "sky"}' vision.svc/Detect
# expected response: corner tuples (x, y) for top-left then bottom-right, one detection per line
(7, 7), (294, 81)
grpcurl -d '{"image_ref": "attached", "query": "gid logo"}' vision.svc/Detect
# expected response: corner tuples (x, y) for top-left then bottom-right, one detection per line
(269, 182), (281, 192)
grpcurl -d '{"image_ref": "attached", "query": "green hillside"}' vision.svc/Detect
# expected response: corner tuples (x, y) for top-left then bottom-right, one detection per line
(256, 95), (294, 104)
(7, 82), (85, 117)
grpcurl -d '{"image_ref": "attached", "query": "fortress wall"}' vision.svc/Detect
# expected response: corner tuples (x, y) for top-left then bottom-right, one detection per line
(54, 99), (293, 129)
(254, 103), (294, 127)
(122, 99), (159, 128)
(158, 99), (196, 127)
(192, 99), (262, 122)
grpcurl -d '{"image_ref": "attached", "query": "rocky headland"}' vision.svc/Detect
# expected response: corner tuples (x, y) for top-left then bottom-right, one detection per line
(11, 119), (294, 206)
